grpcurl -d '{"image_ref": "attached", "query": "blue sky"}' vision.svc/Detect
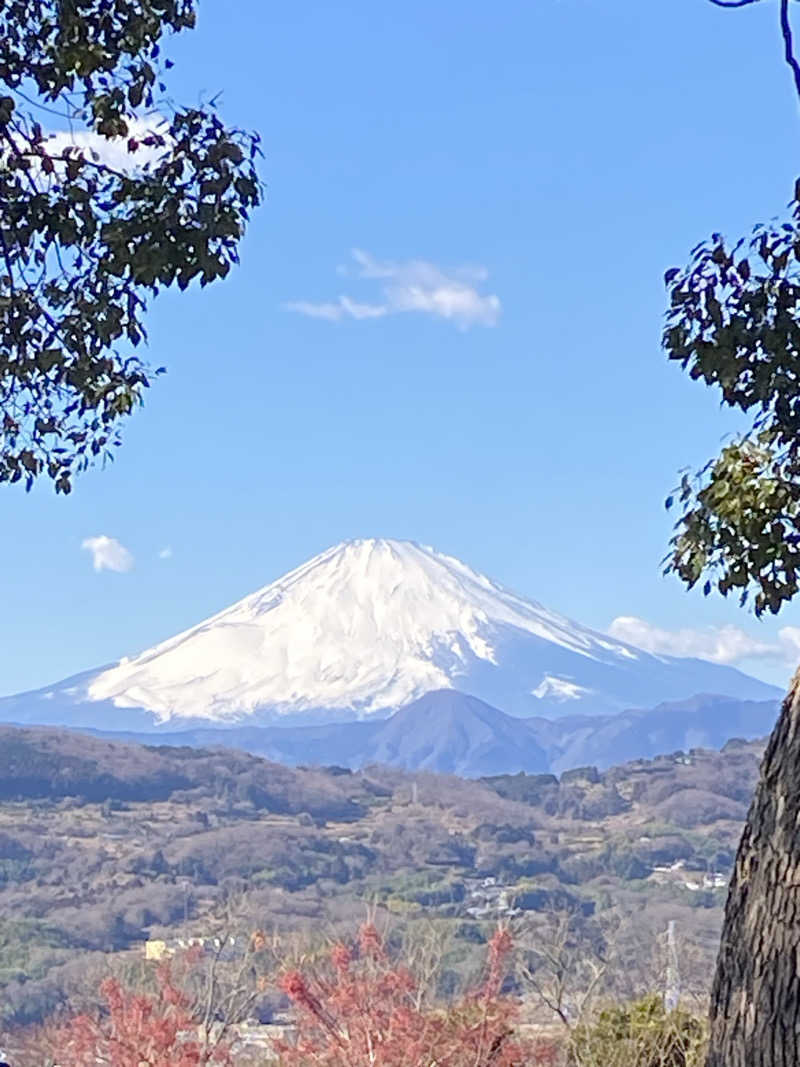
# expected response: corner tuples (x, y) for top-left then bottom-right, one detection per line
(2, 0), (800, 695)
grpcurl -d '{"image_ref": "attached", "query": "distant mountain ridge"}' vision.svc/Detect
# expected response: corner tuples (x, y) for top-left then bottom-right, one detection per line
(68, 689), (780, 777)
(0, 538), (781, 732)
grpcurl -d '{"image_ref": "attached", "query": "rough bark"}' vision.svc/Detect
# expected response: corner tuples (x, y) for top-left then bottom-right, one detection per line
(706, 669), (800, 1066)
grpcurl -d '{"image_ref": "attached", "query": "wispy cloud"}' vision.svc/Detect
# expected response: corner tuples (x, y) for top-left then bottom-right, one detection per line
(158, 546), (173, 560)
(286, 297), (387, 322)
(608, 615), (800, 667)
(286, 249), (501, 330)
(82, 535), (134, 574)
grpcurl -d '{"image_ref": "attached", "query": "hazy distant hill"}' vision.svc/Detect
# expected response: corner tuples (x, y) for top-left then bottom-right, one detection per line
(75, 689), (780, 777)
(535, 692), (781, 772)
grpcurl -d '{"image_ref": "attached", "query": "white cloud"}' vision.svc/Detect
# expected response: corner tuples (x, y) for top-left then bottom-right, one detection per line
(158, 546), (173, 560)
(608, 614), (800, 667)
(43, 116), (170, 174)
(776, 626), (800, 659)
(82, 535), (134, 574)
(285, 298), (387, 322)
(286, 249), (501, 330)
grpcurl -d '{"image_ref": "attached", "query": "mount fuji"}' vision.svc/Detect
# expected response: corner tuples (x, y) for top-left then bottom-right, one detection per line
(0, 538), (780, 734)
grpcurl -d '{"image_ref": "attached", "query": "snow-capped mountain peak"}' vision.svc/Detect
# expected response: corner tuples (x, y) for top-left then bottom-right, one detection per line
(3, 538), (779, 731)
(86, 538), (636, 722)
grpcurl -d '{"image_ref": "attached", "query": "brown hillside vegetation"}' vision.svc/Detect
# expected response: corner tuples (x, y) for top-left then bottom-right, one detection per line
(0, 725), (763, 1029)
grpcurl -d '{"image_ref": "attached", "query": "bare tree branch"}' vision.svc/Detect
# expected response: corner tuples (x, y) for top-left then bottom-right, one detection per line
(780, 0), (800, 97)
(709, 0), (764, 7)
(709, 0), (800, 101)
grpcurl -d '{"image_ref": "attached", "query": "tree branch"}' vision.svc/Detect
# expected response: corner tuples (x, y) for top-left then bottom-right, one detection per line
(780, 0), (800, 98)
(710, 0), (800, 102)
(0, 227), (17, 296)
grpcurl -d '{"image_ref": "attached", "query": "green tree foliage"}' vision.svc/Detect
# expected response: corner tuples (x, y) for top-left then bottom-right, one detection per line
(0, 1), (261, 493)
(663, 1), (800, 614)
(569, 995), (707, 1067)
(663, 184), (800, 616)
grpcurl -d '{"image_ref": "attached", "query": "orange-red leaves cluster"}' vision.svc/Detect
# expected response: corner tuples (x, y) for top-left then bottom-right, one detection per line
(28, 964), (231, 1067)
(15, 924), (557, 1067)
(275, 922), (557, 1067)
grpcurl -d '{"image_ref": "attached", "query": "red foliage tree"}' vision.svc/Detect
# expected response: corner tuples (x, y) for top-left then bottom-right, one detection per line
(274, 923), (557, 1067)
(21, 962), (232, 1067)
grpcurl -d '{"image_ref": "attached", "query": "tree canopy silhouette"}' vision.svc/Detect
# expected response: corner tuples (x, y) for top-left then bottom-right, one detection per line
(663, 9), (800, 616)
(0, 1), (261, 493)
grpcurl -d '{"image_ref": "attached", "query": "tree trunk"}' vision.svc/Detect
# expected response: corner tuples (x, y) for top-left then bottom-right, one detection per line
(707, 670), (800, 1066)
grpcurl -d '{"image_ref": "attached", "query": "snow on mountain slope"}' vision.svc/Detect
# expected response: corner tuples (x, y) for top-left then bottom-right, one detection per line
(0, 539), (781, 730)
(88, 538), (649, 721)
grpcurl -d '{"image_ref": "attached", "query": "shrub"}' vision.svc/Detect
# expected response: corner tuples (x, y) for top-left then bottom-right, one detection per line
(15, 962), (232, 1067)
(274, 923), (557, 1066)
(568, 994), (707, 1067)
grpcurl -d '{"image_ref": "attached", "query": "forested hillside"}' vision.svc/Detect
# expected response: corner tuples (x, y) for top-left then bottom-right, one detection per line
(0, 725), (763, 1026)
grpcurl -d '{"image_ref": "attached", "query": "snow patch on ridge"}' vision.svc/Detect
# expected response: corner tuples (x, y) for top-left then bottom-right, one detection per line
(532, 675), (591, 702)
